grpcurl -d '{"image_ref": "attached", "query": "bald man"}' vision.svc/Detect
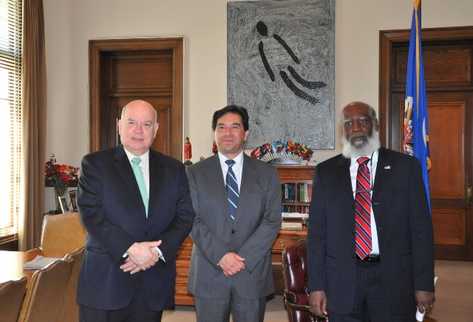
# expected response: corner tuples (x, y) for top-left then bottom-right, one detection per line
(78, 100), (195, 322)
(307, 102), (434, 322)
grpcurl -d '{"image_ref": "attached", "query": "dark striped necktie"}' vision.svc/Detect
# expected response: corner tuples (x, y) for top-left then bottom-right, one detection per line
(225, 159), (239, 221)
(354, 157), (372, 259)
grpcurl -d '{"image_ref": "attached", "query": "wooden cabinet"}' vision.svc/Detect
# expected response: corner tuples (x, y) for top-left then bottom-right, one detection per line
(174, 165), (315, 305)
(175, 237), (194, 305)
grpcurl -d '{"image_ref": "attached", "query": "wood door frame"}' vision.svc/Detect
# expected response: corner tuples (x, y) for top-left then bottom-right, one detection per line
(379, 26), (473, 146)
(89, 38), (183, 159)
(379, 26), (473, 260)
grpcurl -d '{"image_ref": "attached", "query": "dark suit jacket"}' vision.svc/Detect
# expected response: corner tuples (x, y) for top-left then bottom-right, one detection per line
(186, 154), (282, 299)
(307, 148), (434, 315)
(77, 146), (195, 311)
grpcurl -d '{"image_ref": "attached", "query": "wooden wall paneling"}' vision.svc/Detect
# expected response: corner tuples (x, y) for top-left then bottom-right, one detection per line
(89, 38), (183, 159)
(433, 208), (466, 246)
(429, 99), (465, 200)
(393, 46), (472, 87)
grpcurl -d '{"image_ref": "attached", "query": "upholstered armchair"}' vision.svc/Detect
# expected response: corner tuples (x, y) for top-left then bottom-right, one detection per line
(27, 212), (86, 258)
(0, 277), (27, 322)
(18, 255), (74, 322)
(282, 239), (326, 322)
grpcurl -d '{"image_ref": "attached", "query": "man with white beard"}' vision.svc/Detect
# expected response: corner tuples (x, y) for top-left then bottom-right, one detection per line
(307, 101), (435, 322)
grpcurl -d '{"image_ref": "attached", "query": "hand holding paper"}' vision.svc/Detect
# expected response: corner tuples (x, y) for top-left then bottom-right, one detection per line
(416, 276), (438, 321)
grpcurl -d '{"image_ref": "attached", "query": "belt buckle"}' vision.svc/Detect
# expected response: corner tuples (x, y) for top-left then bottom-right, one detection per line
(365, 254), (380, 262)
(356, 254), (380, 263)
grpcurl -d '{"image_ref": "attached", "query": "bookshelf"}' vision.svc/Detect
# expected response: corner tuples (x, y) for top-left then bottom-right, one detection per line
(277, 165), (315, 229)
(272, 165), (315, 291)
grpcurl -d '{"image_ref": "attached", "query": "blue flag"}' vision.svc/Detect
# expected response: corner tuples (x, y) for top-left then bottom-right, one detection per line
(402, 0), (431, 211)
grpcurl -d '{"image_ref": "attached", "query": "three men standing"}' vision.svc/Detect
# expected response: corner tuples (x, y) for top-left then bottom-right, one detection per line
(78, 98), (433, 322)
(186, 105), (282, 322)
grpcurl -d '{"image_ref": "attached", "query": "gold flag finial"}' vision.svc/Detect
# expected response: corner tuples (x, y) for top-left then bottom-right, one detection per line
(414, 0), (421, 9)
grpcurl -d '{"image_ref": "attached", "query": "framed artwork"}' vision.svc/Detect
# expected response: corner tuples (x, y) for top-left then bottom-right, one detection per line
(228, 0), (335, 149)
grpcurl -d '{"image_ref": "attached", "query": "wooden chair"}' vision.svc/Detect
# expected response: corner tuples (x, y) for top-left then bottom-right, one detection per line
(0, 277), (27, 322)
(60, 247), (84, 322)
(282, 239), (325, 322)
(18, 255), (74, 322)
(27, 212), (86, 258)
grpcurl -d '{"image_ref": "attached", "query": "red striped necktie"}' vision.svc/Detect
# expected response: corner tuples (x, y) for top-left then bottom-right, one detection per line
(354, 157), (372, 260)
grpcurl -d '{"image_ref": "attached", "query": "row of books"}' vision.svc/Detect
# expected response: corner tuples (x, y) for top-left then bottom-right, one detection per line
(281, 212), (308, 231)
(281, 183), (313, 203)
(282, 204), (310, 214)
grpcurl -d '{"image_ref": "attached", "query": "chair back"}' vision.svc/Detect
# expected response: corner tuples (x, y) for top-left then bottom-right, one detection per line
(40, 212), (87, 257)
(282, 239), (318, 322)
(0, 277), (27, 322)
(60, 247), (84, 322)
(18, 256), (74, 322)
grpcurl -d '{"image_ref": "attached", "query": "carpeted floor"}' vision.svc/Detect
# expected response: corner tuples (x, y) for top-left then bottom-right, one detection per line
(163, 260), (473, 322)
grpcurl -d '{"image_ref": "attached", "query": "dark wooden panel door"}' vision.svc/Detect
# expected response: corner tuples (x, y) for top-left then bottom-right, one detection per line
(428, 94), (471, 255)
(380, 27), (473, 260)
(89, 38), (183, 159)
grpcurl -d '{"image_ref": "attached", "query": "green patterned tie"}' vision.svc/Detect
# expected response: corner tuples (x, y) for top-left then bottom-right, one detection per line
(131, 157), (149, 216)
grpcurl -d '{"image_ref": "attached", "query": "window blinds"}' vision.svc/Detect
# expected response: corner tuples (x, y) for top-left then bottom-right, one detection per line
(0, 0), (22, 238)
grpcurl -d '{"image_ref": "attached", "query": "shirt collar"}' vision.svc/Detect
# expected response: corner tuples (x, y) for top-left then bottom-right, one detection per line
(218, 151), (244, 167)
(123, 147), (149, 164)
(350, 149), (379, 166)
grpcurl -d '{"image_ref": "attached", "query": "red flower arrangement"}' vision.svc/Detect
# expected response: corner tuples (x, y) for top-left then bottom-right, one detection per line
(44, 155), (79, 196)
(250, 140), (313, 164)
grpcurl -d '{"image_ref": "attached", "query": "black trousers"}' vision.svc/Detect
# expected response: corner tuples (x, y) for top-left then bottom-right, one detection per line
(79, 290), (163, 322)
(328, 261), (416, 322)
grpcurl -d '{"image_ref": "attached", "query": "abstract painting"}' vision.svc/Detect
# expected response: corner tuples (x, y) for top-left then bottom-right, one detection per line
(228, 0), (335, 149)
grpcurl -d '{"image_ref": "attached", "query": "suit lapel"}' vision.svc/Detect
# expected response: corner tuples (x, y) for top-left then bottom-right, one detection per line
(113, 146), (146, 214)
(148, 150), (165, 220)
(337, 156), (354, 204)
(233, 155), (254, 225)
(372, 148), (393, 241)
(206, 155), (229, 223)
(372, 148), (392, 206)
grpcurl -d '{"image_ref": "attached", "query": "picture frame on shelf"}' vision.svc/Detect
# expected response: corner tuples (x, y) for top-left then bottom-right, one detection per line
(69, 189), (78, 212)
(57, 195), (69, 213)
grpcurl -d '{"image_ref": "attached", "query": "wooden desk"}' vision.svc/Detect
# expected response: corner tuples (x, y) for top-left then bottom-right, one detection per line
(0, 250), (39, 284)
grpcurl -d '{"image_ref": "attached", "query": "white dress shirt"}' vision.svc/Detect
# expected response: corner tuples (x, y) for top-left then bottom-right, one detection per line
(218, 151), (244, 189)
(349, 150), (380, 255)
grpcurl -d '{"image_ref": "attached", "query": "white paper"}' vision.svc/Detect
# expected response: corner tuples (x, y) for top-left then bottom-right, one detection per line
(281, 212), (309, 219)
(23, 255), (61, 270)
(281, 222), (303, 230)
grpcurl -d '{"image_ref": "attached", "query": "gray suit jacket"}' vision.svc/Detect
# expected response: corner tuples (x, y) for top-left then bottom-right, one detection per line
(186, 154), (282, 299)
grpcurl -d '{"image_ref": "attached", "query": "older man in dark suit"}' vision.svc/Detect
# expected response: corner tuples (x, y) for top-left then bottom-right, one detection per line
(186, 105), (281, 322)
(307, 101), (435, 322)
(77, 100), (194, 322)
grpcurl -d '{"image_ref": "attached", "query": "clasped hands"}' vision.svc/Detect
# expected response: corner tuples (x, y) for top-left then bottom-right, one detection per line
(217, 252), (245, 277)
(120, 240), (162, 274)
